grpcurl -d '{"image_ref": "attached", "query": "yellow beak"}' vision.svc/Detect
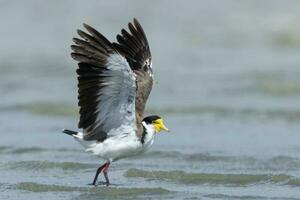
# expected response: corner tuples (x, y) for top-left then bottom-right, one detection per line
(161, 124), (170, 132)
(154, 119), (170, 133)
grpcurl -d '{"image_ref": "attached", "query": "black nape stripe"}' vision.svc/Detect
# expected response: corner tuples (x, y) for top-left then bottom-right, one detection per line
(141, 126), (147, 144)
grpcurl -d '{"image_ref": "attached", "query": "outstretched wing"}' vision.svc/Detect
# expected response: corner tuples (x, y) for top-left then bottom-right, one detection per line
(113, 18), (153, 138)
(71, 24), (136, 141)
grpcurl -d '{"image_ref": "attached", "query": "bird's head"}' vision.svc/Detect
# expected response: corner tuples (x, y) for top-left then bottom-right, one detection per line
(142, 115), (169, 133)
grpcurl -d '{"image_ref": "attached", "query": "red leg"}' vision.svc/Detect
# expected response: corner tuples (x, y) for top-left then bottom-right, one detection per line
(92, 162), (107, 186)
(103, 161), (111, 186)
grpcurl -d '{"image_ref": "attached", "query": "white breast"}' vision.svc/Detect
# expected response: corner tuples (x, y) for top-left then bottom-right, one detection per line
(76, 123), (156, 162)
(141, 121), (156, 150)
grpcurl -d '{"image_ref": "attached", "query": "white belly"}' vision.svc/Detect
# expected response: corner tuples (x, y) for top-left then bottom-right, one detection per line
(85, 134), (146, 161)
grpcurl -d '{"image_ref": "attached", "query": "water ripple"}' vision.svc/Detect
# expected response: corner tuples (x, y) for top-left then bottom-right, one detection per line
(13, 182), (171, 196)
(4, 161), (96, 171)
(125, 168), (300, 186)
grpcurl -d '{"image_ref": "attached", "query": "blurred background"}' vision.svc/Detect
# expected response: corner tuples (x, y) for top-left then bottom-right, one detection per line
(1, 1), (300, 199)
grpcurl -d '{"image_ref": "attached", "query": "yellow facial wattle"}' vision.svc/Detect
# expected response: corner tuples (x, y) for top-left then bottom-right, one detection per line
(153, 118), (169, 133)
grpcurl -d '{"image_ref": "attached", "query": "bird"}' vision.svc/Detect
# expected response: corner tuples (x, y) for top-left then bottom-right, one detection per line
(62, 18), (169, 186)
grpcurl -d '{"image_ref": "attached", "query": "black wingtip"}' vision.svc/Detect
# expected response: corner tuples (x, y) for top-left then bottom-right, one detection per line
(133, 18), (139, 25)
(83, 23), (92, 30)
(62, 129), (78, 136)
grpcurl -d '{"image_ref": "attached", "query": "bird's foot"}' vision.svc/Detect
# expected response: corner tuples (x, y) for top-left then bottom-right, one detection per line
(88, 181), (107, 186)
(91, 161), (111, 187)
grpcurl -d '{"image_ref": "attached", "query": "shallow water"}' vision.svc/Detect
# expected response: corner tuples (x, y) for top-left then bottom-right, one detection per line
(2, 112), (300, 199)
(1, 0), (300, 199)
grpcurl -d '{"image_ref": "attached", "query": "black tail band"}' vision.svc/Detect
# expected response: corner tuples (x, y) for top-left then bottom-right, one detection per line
(62, 129), (78, 136)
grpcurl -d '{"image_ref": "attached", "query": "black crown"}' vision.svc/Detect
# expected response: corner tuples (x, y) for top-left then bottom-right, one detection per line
(143, 115), (161, 124)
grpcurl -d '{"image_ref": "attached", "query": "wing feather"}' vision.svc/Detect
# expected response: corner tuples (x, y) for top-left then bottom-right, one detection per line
(71, 24), (136, 141)
(113, 18), (153, 138)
